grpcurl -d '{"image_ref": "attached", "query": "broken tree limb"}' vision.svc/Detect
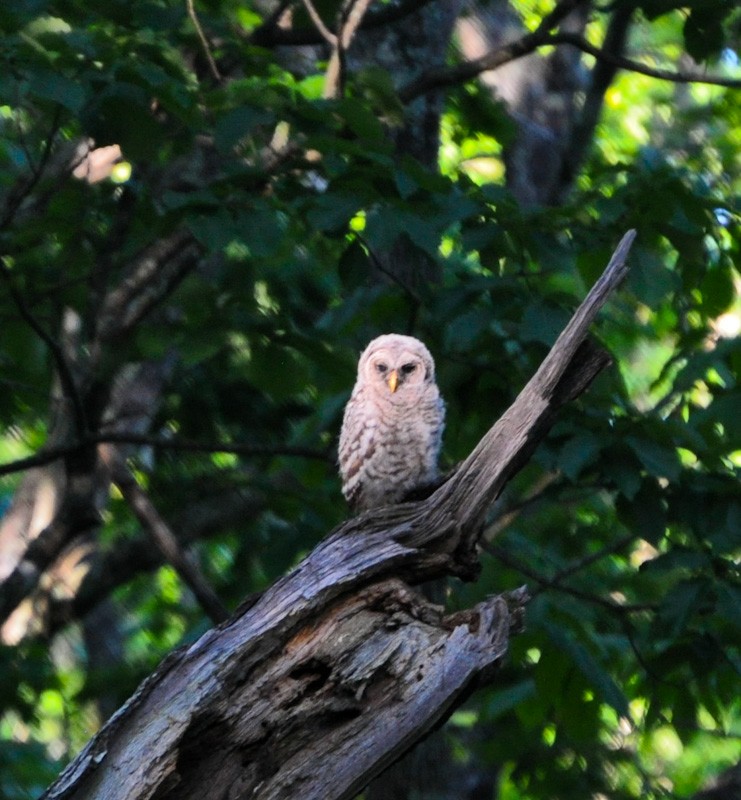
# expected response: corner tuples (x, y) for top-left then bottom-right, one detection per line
(41, 231), (636, 800)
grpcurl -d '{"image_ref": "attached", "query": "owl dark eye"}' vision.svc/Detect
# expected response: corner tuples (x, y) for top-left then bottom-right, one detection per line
(401, 363), (416, 375)
(376, 363), (388, 374)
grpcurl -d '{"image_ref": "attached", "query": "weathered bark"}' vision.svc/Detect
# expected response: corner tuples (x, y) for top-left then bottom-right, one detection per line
(41, 232), (635, 800)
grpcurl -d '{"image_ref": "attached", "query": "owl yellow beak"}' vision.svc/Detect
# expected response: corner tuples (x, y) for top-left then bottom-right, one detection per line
(387, 369), (399, 393)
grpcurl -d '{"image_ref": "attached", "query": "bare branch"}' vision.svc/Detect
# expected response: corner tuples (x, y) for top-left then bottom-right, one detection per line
(107, 455), (229, 624)
(43, 580), (524, 800)
(186, 0), (223, 82)
(38, 486), (265, 640)
(249, 0), (436, 47)
(0, 258), (88, 438)
(323, 0), (375, 98)
(0, 433), (332, 478)
(554, 7), (634, 204)
(484, 541), (656, 614)
(550, 31), (741, 88)
(301, 0), (337, 45)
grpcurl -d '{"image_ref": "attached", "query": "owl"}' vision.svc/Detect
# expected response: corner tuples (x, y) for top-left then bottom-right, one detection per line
(339, 334), (445, 512)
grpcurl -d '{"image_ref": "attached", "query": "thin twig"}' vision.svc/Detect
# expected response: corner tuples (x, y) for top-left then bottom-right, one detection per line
(323, 0), (374, 98)
(108, 455), (229, 624)
(337, 0), (374, 49)
(484, 472), (561, 540)
(352, 232), (422, 306)
(301, 0), (337, 44)
(186, 0), (222, 82)
(0, 107), (63, 232)
(0, 258), (88, 438)
(248, 0), (435, 47)
(550, 532), (635, 583)
(621, 616), (686, 688)
(0, 432), (333, 478)
(484, 541), (656, 614)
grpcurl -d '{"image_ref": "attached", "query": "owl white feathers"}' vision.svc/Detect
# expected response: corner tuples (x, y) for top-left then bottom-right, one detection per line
(339, 334), (445, 512)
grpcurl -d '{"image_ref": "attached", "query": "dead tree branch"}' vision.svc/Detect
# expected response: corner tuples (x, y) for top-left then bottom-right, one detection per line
(41, 231), (636, 800)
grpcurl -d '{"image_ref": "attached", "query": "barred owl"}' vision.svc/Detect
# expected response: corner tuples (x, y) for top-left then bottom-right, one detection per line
(339, 334), (445, 512)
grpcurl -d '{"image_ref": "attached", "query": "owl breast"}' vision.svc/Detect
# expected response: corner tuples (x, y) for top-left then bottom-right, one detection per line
(339, 384), (444, 512)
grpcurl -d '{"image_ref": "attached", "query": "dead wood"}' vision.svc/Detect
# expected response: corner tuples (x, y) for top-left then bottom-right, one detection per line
(42, 231), (635, 800)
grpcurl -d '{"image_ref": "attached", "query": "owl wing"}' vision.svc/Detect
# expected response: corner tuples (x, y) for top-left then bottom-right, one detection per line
(338, 389), (378, 510)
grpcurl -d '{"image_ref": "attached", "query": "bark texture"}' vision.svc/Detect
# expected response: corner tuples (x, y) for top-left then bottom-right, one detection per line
(41, 232), (635, 800)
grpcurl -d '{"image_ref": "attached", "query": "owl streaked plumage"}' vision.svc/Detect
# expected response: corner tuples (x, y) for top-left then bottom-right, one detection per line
(339, 334), (445, 512)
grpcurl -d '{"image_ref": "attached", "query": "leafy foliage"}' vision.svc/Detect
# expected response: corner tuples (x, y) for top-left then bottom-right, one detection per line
(0, 0), (739, 798)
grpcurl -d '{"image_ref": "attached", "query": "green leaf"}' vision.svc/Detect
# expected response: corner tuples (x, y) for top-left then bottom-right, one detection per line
(188, 210), (242, 252)
(655, 579), (705, 639)
(519, 301), (570, 346)
(83, 85), (163, 159)
(715, 584), (741, 632)
(543, 623), (630, 717)
(633, 0), (684, 21)
(28, 70), (84, 112)
(306, 193), (362, 233)
(700, 264), (736, 317)
(626, 436), (682, 482)
(558, 432), (601, 481)
(616, 479), (667, 545)
(683, 8), (726, 62)
(639, 547), (709, 574)
(695, 391), (741, 449)
(214, 106), (275, 153)
(628, 246), (678, 306)
(337, 239), (370, 291)
(609, 451), (643, 500)
(483, 679), (536, 720)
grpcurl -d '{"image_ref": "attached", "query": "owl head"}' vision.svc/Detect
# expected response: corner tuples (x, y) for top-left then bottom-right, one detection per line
(357, 334), (436, 394)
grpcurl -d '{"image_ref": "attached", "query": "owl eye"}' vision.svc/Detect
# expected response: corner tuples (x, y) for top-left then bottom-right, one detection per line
(400, 363), (417, 375)
(375, 363), (388, 374)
